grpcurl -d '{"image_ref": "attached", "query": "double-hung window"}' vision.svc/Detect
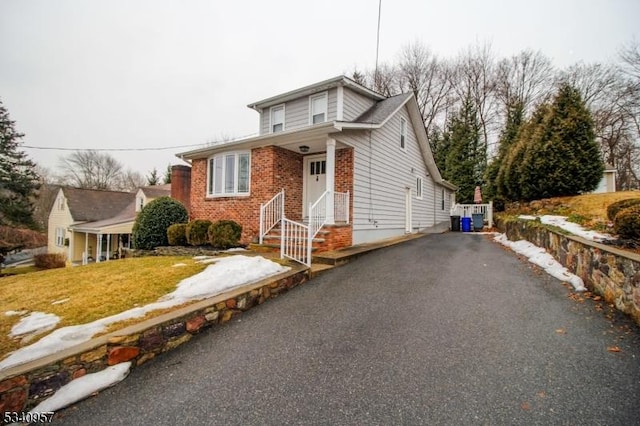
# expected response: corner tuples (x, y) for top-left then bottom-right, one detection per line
(207, 151), (251, 196)
(55, 227), (65, 247)
(400, 118), (407, 149)
(270, 104), (284, 133)
(309, 92), (328, 124)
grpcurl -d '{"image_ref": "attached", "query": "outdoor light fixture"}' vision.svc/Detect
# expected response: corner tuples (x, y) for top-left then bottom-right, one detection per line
(299, 145), (310, 153)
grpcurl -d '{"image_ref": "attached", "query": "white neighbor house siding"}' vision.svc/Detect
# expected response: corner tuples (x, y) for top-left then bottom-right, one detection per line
(259, 88), (338, 135)
(340, 105), (443, 244)
(342, 87), (377, 121)
(48, 189), (73, 256)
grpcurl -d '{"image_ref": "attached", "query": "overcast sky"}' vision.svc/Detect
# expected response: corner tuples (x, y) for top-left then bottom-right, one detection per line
(1, 0), (638, 181)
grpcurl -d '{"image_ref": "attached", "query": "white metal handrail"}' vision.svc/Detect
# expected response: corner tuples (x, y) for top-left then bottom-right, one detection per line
(259, 189), (285, 244)
(450, 201), (494, 228)
(335, 191), (349, 223)
(281, 218), (311, 266)
(309, 190), (328, 241)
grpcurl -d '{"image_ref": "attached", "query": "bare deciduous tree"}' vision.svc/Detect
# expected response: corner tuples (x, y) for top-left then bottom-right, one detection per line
(59, 150), (123, 190)
(495, 49), (555, 117)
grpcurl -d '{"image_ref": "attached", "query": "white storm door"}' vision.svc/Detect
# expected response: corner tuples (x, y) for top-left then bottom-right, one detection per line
(303, 155), (327, 217)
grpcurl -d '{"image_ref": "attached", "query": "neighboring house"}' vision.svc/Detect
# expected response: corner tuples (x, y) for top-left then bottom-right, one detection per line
(48, 185), (171, 264)
(593, 164), (616, 193)
(176, 75), (456, 265)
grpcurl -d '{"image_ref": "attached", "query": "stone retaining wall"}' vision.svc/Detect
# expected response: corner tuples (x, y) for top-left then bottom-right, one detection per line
(498, 218), (640, 325)
(0, 269), (308, 417)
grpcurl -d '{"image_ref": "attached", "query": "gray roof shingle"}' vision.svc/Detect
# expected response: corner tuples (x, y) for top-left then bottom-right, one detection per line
(62, 187), (135, 222)
(352, 93), (413, 124)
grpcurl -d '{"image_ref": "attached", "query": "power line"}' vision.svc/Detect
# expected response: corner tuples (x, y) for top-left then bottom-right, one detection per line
(22, 132), (260, 152)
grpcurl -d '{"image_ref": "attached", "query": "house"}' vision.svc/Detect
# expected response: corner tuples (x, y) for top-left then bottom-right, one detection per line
(48, 185), (171, 264)
(176, 75), (456, 265)
(592, 164), (616, 193)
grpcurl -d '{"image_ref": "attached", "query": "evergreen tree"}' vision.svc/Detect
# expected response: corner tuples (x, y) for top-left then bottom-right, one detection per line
(518, 84), (602, 200)
(0, 99), (39, 228)
(163, 164), (172, 184)
(147, 167), (160, 186)
(443, 96), (486, 203)
(485, 101), (524, 202)
(429, 127), (449, 174)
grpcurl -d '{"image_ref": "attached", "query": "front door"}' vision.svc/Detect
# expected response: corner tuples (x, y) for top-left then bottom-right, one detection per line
(303, 155), (327, 218)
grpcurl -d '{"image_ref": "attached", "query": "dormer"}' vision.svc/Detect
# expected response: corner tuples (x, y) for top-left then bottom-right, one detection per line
(247, 76), (385, 136)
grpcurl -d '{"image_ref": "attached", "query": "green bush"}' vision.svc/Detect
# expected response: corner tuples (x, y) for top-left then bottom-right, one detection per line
(607, 198), (640, 221)
(186, 219), (212, 246)
(167, 223), (187, 246)
(613, 205), (640, 240)
(208, 220), (242, 249)
(34, 253), (66, 269)
(132, 197), (188, 250)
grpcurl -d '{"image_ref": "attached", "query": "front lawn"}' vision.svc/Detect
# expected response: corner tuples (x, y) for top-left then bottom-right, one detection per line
(0, 257), (207, 361)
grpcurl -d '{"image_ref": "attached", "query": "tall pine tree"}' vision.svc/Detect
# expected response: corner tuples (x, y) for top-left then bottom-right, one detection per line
(0, 99), (39, 228)
(443, 96), (486, 203)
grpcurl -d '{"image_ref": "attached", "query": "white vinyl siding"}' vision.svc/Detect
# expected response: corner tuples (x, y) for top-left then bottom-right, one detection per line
(207, 152), (251, 196)
(340, 107), (443, 244)
(343, 88), (377, 121)
(270, 104), (285, 133)
(310, 92), (328, 124)
(258, 88), (338, 134)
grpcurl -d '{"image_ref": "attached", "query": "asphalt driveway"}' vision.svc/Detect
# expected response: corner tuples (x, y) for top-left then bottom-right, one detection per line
(53, 232), (640, 425)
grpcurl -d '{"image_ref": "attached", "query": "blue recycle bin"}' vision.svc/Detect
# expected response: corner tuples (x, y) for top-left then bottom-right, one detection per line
(461, 217), (472, 232)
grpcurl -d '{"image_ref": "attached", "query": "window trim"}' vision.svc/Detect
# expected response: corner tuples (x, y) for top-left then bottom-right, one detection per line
(309, 91), (328, 125)
(416, 176), (423, 200)
(207, 151), (251, 197)
(270, 104), (285, 133)
(400, 117), (407, 150)
(441, 188), (445, 210)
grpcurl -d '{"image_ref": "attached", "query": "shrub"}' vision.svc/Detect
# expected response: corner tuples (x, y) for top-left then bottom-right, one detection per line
(186, 220), (212, 246)
(613, 205), (640, 240)
(606, 198), (640, 221)
(208, 220), (242, 249)
(34, 253), (66, 269)
(132, 197), (188, 250)
(167, 223), (187, 246)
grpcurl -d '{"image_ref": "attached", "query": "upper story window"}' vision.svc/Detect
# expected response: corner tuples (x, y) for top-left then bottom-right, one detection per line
(136, 196), (144, 212)
(400, 118), (407, 149)
(416, 177), (423, 199)
(270, 104), (285, 133)
(207, 151), (251, 197)
(309, 92), (328, 124)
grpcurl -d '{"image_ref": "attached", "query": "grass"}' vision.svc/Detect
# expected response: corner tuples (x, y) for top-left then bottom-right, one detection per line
(506, 191), (640, 231)
(0, 256), (207, 360)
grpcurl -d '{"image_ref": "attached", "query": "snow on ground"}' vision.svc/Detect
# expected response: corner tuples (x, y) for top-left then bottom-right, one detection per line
(51, 298), (70, 305)
(10, 312), (60, 338)
(4, 310), (28, 316)
(0, 255), (289, 371)
(494, 233), (586, 291)
(518, 214), (612, 242)
(29, 362), (131, 414)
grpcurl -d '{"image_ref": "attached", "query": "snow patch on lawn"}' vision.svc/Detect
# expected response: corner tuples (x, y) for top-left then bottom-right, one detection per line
(494, 233), (586, 291)
(29, 362), (131, 414)
(4, 310), (28, 316)
(518, 214), (612, 242)
(51, 298), (70, 305)
(0, 255), (289, 371)
(10, 312), (61, 338)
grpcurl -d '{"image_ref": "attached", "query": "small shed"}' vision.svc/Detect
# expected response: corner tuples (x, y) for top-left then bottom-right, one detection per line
(593, 165), (616, 193)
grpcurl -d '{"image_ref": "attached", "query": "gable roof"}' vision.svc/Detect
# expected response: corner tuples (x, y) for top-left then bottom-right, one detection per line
(139, 184), (171, 198)
(247, 75), (385, 111)
(60, 187), (135, 223)
(351, 93), (414, 125)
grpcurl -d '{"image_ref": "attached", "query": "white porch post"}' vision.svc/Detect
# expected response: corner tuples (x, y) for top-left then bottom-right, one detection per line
(68, 230), (74, 264)
(84, 234), (88, 265)
(106, 234), (111, 261)
(97, 234), (103, 263)
(326, 138), (336, 224)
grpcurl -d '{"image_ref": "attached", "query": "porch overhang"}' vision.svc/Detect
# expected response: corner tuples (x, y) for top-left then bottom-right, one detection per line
(176, 123), (350, 160)
(70, 219), (134, 235)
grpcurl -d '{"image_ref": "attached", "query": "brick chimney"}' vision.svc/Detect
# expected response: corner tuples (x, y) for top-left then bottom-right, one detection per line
(171, 165), (191, 215)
